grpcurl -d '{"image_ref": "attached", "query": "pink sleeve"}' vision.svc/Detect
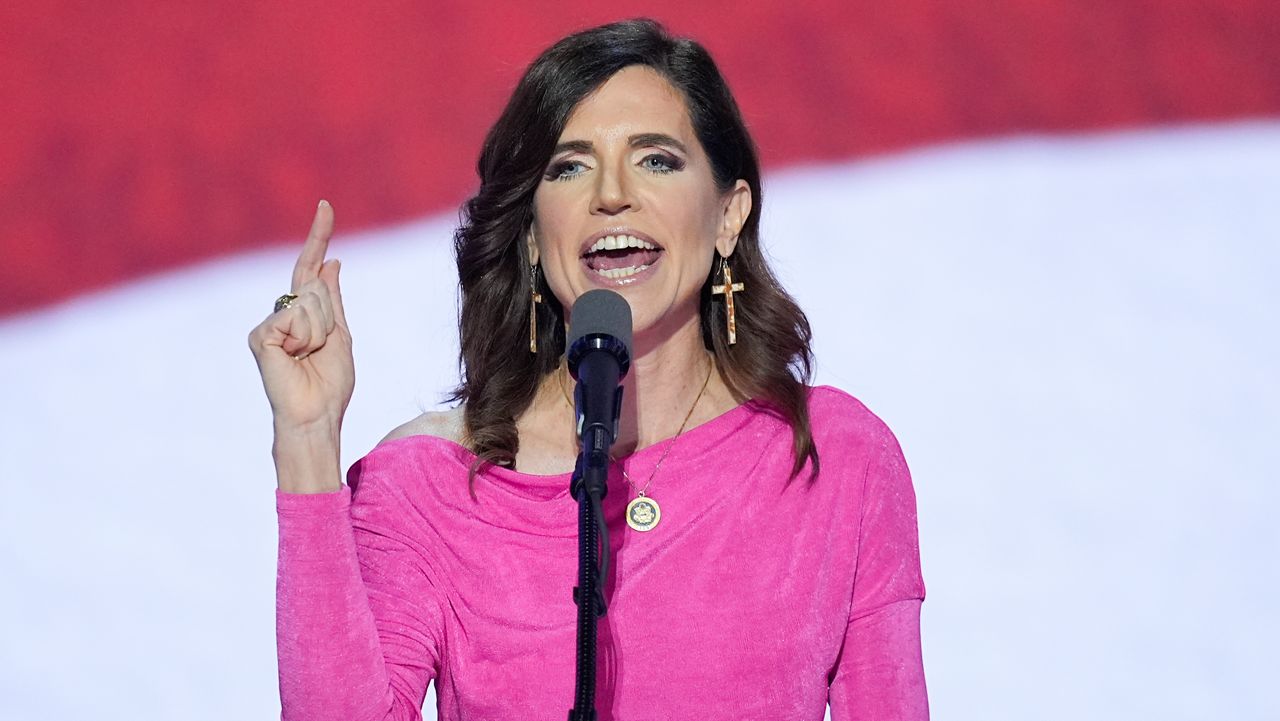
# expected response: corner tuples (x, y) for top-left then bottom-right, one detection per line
(828, 431), (929, 720)
(275, 457), (442, 721)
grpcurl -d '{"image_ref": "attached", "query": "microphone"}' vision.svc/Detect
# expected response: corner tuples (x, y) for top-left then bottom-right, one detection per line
(565, 290), (630, 716)
(566, 289), (632, 497)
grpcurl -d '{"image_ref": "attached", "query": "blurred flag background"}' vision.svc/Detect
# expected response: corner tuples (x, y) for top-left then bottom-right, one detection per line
(2, 2), (1277, 719)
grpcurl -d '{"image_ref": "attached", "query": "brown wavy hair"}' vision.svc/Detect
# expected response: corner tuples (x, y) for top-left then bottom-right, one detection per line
(451, 18), (818, 484)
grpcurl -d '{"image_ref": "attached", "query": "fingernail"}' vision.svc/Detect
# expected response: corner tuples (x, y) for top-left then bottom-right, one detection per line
(318, 199), (330, 208)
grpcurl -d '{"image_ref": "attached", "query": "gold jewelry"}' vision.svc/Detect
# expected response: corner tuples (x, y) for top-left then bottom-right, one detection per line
(274, 293), (298, 313)
(557, 358), (713, 532)
(529, 264), (543, 353)
(711, 256), (744, 345)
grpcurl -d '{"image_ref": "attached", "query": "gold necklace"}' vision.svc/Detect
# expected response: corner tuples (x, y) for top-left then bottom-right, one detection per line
(558, 358), (713, 532)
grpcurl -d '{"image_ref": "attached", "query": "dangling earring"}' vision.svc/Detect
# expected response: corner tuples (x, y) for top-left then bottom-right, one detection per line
(711, 255), (745, 345)
(529, 263), (543, 353)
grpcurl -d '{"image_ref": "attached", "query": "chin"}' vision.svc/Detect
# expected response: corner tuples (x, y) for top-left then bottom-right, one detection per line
(619, 293), (704, 347)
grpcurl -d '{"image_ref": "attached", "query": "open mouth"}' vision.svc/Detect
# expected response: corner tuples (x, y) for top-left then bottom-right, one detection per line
(580, 234), (664, 280)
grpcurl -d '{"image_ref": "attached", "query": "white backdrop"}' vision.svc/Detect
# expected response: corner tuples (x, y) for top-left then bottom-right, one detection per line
(2, 120), (1277, 719)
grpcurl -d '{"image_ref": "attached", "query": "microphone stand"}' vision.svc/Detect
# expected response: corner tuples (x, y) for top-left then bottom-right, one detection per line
(567, 434), (610, 721)
(562, 293), (630, 721)
(567, 370), (621, 720)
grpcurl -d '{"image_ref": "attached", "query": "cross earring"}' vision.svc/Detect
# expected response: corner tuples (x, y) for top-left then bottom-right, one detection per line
(529, 264), (543, 353)
(711, 256), (745, 345)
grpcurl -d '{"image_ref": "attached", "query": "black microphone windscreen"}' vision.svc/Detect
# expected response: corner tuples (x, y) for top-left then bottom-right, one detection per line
(568, 289), (633, 358)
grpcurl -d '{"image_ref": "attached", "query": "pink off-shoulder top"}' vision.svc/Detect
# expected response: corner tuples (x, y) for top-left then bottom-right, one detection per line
(275, 386), (928, 720)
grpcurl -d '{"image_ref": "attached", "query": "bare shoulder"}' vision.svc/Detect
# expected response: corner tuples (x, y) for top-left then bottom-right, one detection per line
(380, 405), (466, 445)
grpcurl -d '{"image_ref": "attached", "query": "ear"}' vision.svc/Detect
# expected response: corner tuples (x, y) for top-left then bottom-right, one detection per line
(716, 179), (752, 258)
(526, 225), (540, 266)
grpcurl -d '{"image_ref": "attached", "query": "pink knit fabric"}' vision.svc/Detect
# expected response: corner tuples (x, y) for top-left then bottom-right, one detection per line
(276, 386), (927, 720)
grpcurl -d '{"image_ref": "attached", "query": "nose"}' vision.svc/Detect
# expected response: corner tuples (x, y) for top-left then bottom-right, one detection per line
(590, 161), (635, 216)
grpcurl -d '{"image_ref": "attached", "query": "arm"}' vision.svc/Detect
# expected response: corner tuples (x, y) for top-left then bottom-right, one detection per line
(828, 431), (929, 720)
(276, 456), (442, 721)
(253, 203), (439, 718)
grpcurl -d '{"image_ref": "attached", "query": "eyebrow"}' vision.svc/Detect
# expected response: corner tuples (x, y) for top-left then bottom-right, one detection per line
(552, 133), (689, 156)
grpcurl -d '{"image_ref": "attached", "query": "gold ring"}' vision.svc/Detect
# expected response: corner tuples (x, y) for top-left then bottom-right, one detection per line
(274, 293), (298, 313)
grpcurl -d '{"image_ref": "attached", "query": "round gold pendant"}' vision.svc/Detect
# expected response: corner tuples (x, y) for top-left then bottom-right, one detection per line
(625, 495), (661, 532)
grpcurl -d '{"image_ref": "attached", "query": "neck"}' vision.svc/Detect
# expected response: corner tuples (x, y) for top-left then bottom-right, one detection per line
(616, 314), (714, 455)
(544, 310), (730, 458)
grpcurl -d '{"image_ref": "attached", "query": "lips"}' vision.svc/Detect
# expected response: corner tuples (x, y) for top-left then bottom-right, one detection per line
(580, 232), (664, 280)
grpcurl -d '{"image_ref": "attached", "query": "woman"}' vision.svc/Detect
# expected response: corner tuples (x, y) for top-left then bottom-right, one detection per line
(249, 19), (927, 720)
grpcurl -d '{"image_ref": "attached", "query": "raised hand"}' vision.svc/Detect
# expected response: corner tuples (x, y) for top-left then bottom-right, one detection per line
(248, 201), (354, 492)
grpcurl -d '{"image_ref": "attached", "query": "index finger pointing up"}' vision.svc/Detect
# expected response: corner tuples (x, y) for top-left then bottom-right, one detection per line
(292, 200), (335, 293)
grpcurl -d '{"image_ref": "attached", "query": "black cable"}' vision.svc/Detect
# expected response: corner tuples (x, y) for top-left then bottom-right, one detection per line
(592, 492), (609, 610)
(572, 486), (598, 714)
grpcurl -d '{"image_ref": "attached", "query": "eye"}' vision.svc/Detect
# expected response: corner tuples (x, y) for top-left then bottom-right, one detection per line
(641, 153), (683, 174)
(546, 160), (588, 181)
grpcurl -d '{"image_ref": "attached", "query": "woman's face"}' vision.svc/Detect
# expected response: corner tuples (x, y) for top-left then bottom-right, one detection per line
(530, 65), (751, 341)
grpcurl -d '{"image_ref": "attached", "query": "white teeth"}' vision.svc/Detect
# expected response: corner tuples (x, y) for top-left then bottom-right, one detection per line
(595, 264), (651, 279)
(588, 235), (657, 253)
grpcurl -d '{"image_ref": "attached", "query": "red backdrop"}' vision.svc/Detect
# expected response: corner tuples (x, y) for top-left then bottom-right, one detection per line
(3, 0), (1278, 315)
